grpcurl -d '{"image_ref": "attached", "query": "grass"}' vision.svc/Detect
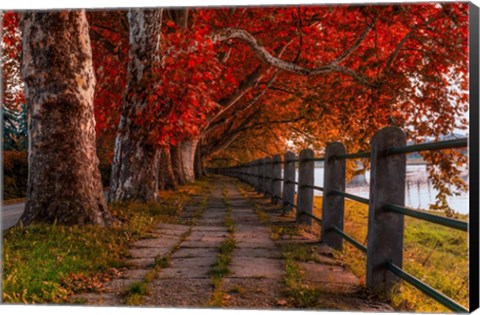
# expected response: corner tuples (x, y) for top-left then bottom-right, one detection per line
(313, 196), (469, 313)
(208, 238), (236, 279)
(271, 224), (300, 241)
(283, 251), (322, 308)
(207, 186), (236, 307)
(154, 256), (170, 269)
(254, 204), (269, 222)
(281, 243), (328, 264)
(2, 180), (209, 304)
(227, 286), (245, 294)
(124, 281), (149, 305)
(2, 223), (129, 303)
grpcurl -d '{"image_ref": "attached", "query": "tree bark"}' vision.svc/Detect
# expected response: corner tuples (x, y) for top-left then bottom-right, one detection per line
(158, 146), (177, 190)
(170, 8), (189, 29)
(180, 138), (199, 183)
(194, 142), (206, 179)
(171, 144), (186, 185)
(19, 11), (113, 226)
(109, 9), (163, 203)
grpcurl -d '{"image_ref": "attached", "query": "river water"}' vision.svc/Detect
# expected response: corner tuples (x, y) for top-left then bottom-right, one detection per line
(295, 165), (469, 214)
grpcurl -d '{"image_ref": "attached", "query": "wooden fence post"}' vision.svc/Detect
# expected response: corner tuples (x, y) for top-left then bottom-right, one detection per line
(244, 165), (247, 181)
(248, 161), (253, 186)
(251, 161), (256, 187)
(283, 151), (296, 212)
(256, 159), (263, 193)
(253, 161), (257, 187)
(244, 164), (248, 183)
(264, 157), (272, 198)
(271, 155), (282, 205)
(244, 163), (249, 184)
(366, 126), (406, 293)
(297, 149), (314, 225)
(261, 158), (267, 194)
(321, 142), (346, 250)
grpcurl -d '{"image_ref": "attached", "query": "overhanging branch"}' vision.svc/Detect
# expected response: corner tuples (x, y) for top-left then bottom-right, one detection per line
(212, 28), (379, 88)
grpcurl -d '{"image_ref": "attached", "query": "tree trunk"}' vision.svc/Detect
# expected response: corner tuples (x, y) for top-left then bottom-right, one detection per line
(180, 138), (199, 183)
(19, 11), (113, 226)
(158, 146), (177, 190)
(194, 143), (206, 179)
(171, 144), (186, 185)
(170, 8), (189, 29)
(109, 9), (163, 203)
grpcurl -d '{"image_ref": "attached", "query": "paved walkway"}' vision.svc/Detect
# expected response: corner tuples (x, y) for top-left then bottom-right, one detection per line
(71, 176), (393, 311)
(1, 202), (24, 230)
(218, 184), (285, 307)
(145, 180), (228, 306)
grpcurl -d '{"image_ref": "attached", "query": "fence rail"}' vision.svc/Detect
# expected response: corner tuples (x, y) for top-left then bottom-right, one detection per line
(211, 126), (468, 313)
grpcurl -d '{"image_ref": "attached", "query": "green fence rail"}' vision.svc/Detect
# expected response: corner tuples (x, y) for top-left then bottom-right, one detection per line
(213, 127), (468, 313)
(387, 138), (468, 156)
(385, 204), (468, 232)
(298, 211), (323, 224)
(385, 262), (468, 313)
(331, 190), (370, 205)
(331, 226), (367, 253)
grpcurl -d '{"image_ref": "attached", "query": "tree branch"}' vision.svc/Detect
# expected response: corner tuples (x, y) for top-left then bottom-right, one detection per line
(212, 28), (379, 88)
(206, 108), (261, 154)
(205, 37), (296, 134)
(384, 27), (416, 71)
(332, 16), (376, 65)
(207, 115), (306, 155)
(205, 70), (280, 136)
(269, 86), (297, 95)
(383, 13), (444, 74)
(89, 28), (126, 59)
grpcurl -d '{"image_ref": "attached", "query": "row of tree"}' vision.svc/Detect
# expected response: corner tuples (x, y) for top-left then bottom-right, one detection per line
(1, 3), (469, 225)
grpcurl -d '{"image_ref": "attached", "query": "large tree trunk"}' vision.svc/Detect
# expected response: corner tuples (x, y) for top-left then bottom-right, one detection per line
(179, 138), (199, 183)
(109, 9), (163, 203)
(171, 144), (186, 185)
(19, 11), (113, 226)
(158, 146), (177, 190)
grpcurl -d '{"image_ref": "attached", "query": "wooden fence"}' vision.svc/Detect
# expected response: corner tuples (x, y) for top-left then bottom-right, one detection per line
(211, 126), (469, 313)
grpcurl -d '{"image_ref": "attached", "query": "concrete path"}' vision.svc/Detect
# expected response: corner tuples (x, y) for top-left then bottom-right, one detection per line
(69, 176), (393, 311)
(150, 178), (391, 310)
(69, 192), (209, 305)
(219, 184), (285, 308)
(144, 180), (229, 307)
(243, 182), (394, 311)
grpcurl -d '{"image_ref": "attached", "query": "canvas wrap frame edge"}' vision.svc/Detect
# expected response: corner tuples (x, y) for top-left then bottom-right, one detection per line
(469, 1), (479, 312)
